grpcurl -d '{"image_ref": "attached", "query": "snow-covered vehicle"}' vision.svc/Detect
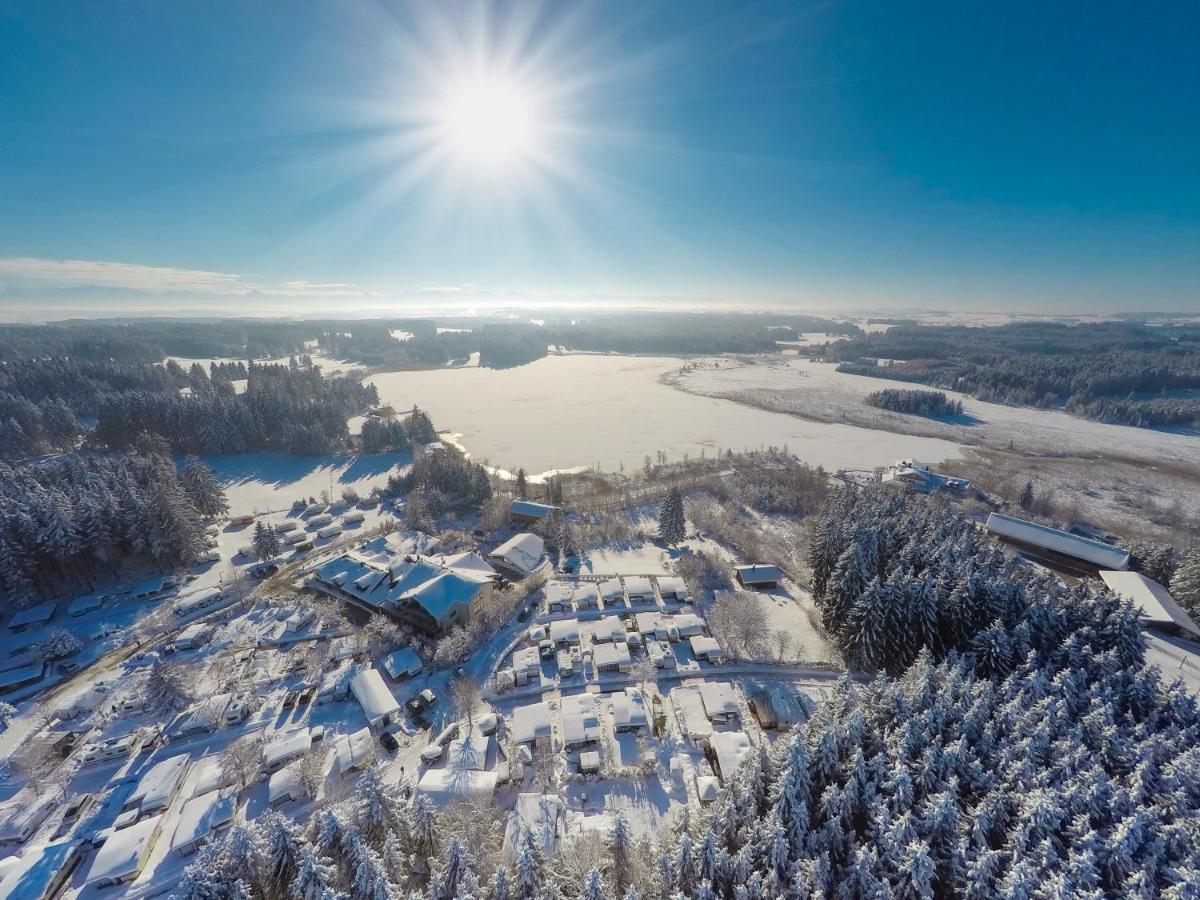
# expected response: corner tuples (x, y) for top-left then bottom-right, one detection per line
(420, 743), (444, 764)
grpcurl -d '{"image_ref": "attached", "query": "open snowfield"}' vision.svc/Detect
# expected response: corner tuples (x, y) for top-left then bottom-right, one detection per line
(364, 355), (963, 478)
(198, 451), (410, 516)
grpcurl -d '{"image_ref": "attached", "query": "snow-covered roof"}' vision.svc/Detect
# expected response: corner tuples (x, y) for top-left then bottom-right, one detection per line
(504, 793), (564, 859)
(176, 622), (211, 644)
(635, 611), (665, 634)
(699, 682), (739, 720)
(548, 618), (580, 644)
(7, 602), (56, 630)
(171, 789), (235, 853)
(335, 727), (376, 776)
(0, 840), (77, 900)
(129, 754), (189, 814)
(189, 756), (233, 798)
(593, 641), (631, 670)
(382, 647), (423, 680)
(512, 646), (541, 676)
(561, 693), (597, 717)
(316, 548), (492, 623)
(350, 668), (400, 726)
(268, 767), (300, 805)
(1100, 571), (1200, 638)
(86, 815), (161, 886)
(545, 582), (574, 608)
(612, 688), (649, 730)
(690, 636), (724, 659)
(510, 500), (558, 520)
(264, 730), (312, 770)
(68, 595), (103, 616)
(710, 731), (754, 781)
(0, 663), (43, 690)
(696, 775), (722, 803)
(985, 513), (1131, 569)
(598, 578), (624, 601)
(511, 701), (553, 744)
(656, 576), (688, 600)
(649, 640), (677, 666)
(573, 583), (601, 606)
(734, 564), (782, 584)
(488, 533), (545, 576)
(0, 792), (55, 842)
(434, 551), (497, 578)
(585, 615), (625, 643)
(623, 576), (654, 598)
(415, 769), (497, 804)
(174, 588), (222, 616)
(446, 732), (491, 771)
(579, 750), (601, 771)
(671, 687), (711, 737)
(671, 613), (705, 636)
(165, 693), (231, 739)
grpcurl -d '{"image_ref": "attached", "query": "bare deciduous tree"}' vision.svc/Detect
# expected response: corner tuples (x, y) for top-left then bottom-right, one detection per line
(221, 733), (265, 793)
(449, 675), (483, 730)
(709, 591), (770, 660)
(293, 746), (328, 800)
(773, 629), (794, 662)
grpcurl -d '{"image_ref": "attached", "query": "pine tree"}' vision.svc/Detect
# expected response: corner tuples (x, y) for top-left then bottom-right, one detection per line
(1172, 545), (1200, 620)
(253, 520), (282, 562)
(515, 468), (528, 499)
(608, 813), (634, 897)
(181, 455), (230, 517)
(512, 828), (546, 900)
(658, 488), (686, 546)
(578, 868), (606, 900)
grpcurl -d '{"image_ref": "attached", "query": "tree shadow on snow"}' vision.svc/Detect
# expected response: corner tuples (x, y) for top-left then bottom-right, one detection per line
(196, 451), (410, 489)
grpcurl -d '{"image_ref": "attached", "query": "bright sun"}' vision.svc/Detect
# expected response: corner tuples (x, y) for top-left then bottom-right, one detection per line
(437, 76), (541, 168)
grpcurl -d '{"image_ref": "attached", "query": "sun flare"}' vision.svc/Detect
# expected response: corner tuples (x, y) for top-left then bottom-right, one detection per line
(437, 76), (542, 169)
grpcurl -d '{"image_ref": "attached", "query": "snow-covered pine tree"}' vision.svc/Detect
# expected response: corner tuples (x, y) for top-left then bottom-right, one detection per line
(181, 455), (230, 517)
(1173, 544), (1200, 620)
(658, 487), (686, 546)
(253, 520), (282, 562)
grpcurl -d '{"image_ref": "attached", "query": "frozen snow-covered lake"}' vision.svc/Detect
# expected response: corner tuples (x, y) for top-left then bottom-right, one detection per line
(365, 355), (963, 477)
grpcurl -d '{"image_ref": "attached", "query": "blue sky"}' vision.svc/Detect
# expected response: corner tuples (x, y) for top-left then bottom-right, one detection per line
(0, 0), (1197, 315)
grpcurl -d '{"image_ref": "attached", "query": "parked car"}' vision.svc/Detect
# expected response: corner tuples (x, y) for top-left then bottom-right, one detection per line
(58, 660), (81, 675)
(250, 562), (279, 579)
(517, 605), (532, 622)
(406, 688), (437, 717)
(298, 686), (316, 706)
(282, 691), (299, 709)
(420, 743), (444, 764)
(379, 731), (399, 752)
(225, 696), (250, 724)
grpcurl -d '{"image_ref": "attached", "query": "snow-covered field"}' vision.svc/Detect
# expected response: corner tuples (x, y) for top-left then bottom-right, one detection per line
(669, 355), (1200, 471)
(668, 355), (1200, 539)
(364, 355), (963, 478)
(198, 451), (410, 516)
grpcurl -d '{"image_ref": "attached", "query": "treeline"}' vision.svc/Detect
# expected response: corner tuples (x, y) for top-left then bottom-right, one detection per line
(825, 321), (1200, 428)
(0, 454), (224, 610)
(91, 364), (377, 456)
(0, 319), (312, 362)
(864, 387), (963, 417)
(321, 312), (861, 368)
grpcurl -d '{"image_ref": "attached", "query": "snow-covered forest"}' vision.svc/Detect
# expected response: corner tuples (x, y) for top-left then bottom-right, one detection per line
(0, 454), (224, 610)
(826, 321), (1200, 428)
(864, 389), (964, 418)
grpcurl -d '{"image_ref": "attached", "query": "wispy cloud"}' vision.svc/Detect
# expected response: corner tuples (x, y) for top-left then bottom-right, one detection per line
(0, 257), (368, 298)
